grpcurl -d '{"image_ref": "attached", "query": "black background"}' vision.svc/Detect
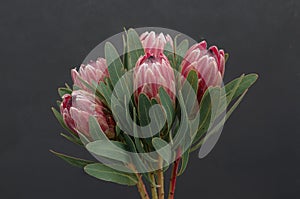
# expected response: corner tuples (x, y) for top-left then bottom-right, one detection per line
(0, 0), (299, 198)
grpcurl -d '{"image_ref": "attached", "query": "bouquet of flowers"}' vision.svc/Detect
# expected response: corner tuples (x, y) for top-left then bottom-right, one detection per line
(51, 28), (257, 199)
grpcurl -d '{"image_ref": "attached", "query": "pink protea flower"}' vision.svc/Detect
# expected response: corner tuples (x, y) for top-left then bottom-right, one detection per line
(181, 41), (225, 101)
(71, 58), (109, 92)
(140, 31), (173, 57)
(60, 90), (115, 139)
(134, 52), (175, 104)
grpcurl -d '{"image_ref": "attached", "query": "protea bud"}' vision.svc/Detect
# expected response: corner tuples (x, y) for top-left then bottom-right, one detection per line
(60, 90), (115, 139)
(133, 53), (175, 104)
(181, 41), (225, 101)
(71, 58), (109, 91)
(140, 31), (173, 57)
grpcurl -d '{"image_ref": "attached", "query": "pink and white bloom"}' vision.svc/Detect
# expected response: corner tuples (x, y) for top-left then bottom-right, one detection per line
(60, 90), (115, 139)
(140, 31), (173, 57)
(181, 41), (225, 101)
(71, 58), (109, 92)
(134, 53), (175, 104)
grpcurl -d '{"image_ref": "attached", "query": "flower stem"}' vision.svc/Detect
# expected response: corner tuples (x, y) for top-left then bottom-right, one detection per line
(157, 157), (165, 199)
(168, 149), (181, 199)
(167, 158), (180, 199)
(150, 172), (158, 199)
(128, 164), (150, 199)
(136, 173), (150, 199)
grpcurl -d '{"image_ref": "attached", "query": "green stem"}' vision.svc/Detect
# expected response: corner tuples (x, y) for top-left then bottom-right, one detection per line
(150, 172), (158, 199)
(157, 157), (165, 199)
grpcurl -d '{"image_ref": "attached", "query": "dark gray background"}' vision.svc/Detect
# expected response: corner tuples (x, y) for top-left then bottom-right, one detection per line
(0, 0), (299, 198)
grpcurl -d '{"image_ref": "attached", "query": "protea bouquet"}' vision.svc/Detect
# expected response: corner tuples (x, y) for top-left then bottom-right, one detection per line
(51, 28), (257, 199)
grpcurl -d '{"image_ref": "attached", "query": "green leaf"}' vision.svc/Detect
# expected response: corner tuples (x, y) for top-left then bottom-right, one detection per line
(199, 88), (213, 119)
(181, 70), (199, 116)
(152, 138), (172, 163)
(138, 94), (152, 126)
(122, 133), (137, 153)
(164, 41), (173, 54)
(177, 149), (190, 176)
(86, 140), (131, 164)
(133, 107), (146, 154)
(225, 74), (244, 105)
(56, 100), (61, 108)
(132, 107), (159, 165)
(164, 42), (175, 68)
(186, 70), (198, 93)
(122, 134), (154, 180)
(126, 28), (144, 70)
(122, 33), (127, 66)
(50, 150), (93, 168)
(51, 107), (65, 127)
(138, 93), (166, 138)
(192, 90), (249, 152)
(105, 42), (125, 86)
(77, 75), (97, 93)
(51, 107), (74, 134)
(89, 116), (109, 141)
(150, 98), (167, 139)
(172, 91), (189, 149)
(73, 85), (81, 91)
(115, 125), (121, 138)
(191, 88), (212, 145)
(158, 87), (175, 130)
(60, 133), (83, 146)
(226, 90), (248, 121)
(97, 81), (112, 108)
(225, 73), (258, 102)
(113, 103), (130, 133)
(195, 87), (225, 146)
(207, 87), (222, 122)
(225, 53), (229, 62)
(77, 131), (91, 145)
(191, 89), (251, 152)
(58, 87), (72, 98)
(175, 39), (189, 71)
(206, 90), (249, 136)
(65, 83), (71, 90)
(84, 163), (138, 186)
(195, 74), (255, 138)
(176, 39), (189, 58)
(188, 73), (257, 149)
(190, 74), (258, 152)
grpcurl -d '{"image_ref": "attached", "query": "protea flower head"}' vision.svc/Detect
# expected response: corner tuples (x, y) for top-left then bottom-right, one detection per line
(71, 58), (109, 92)
(140, 31), (173, 57)
(60, 90), (115, 139)
(133, 52), (175, 104)
(181, 41), (225, 101)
